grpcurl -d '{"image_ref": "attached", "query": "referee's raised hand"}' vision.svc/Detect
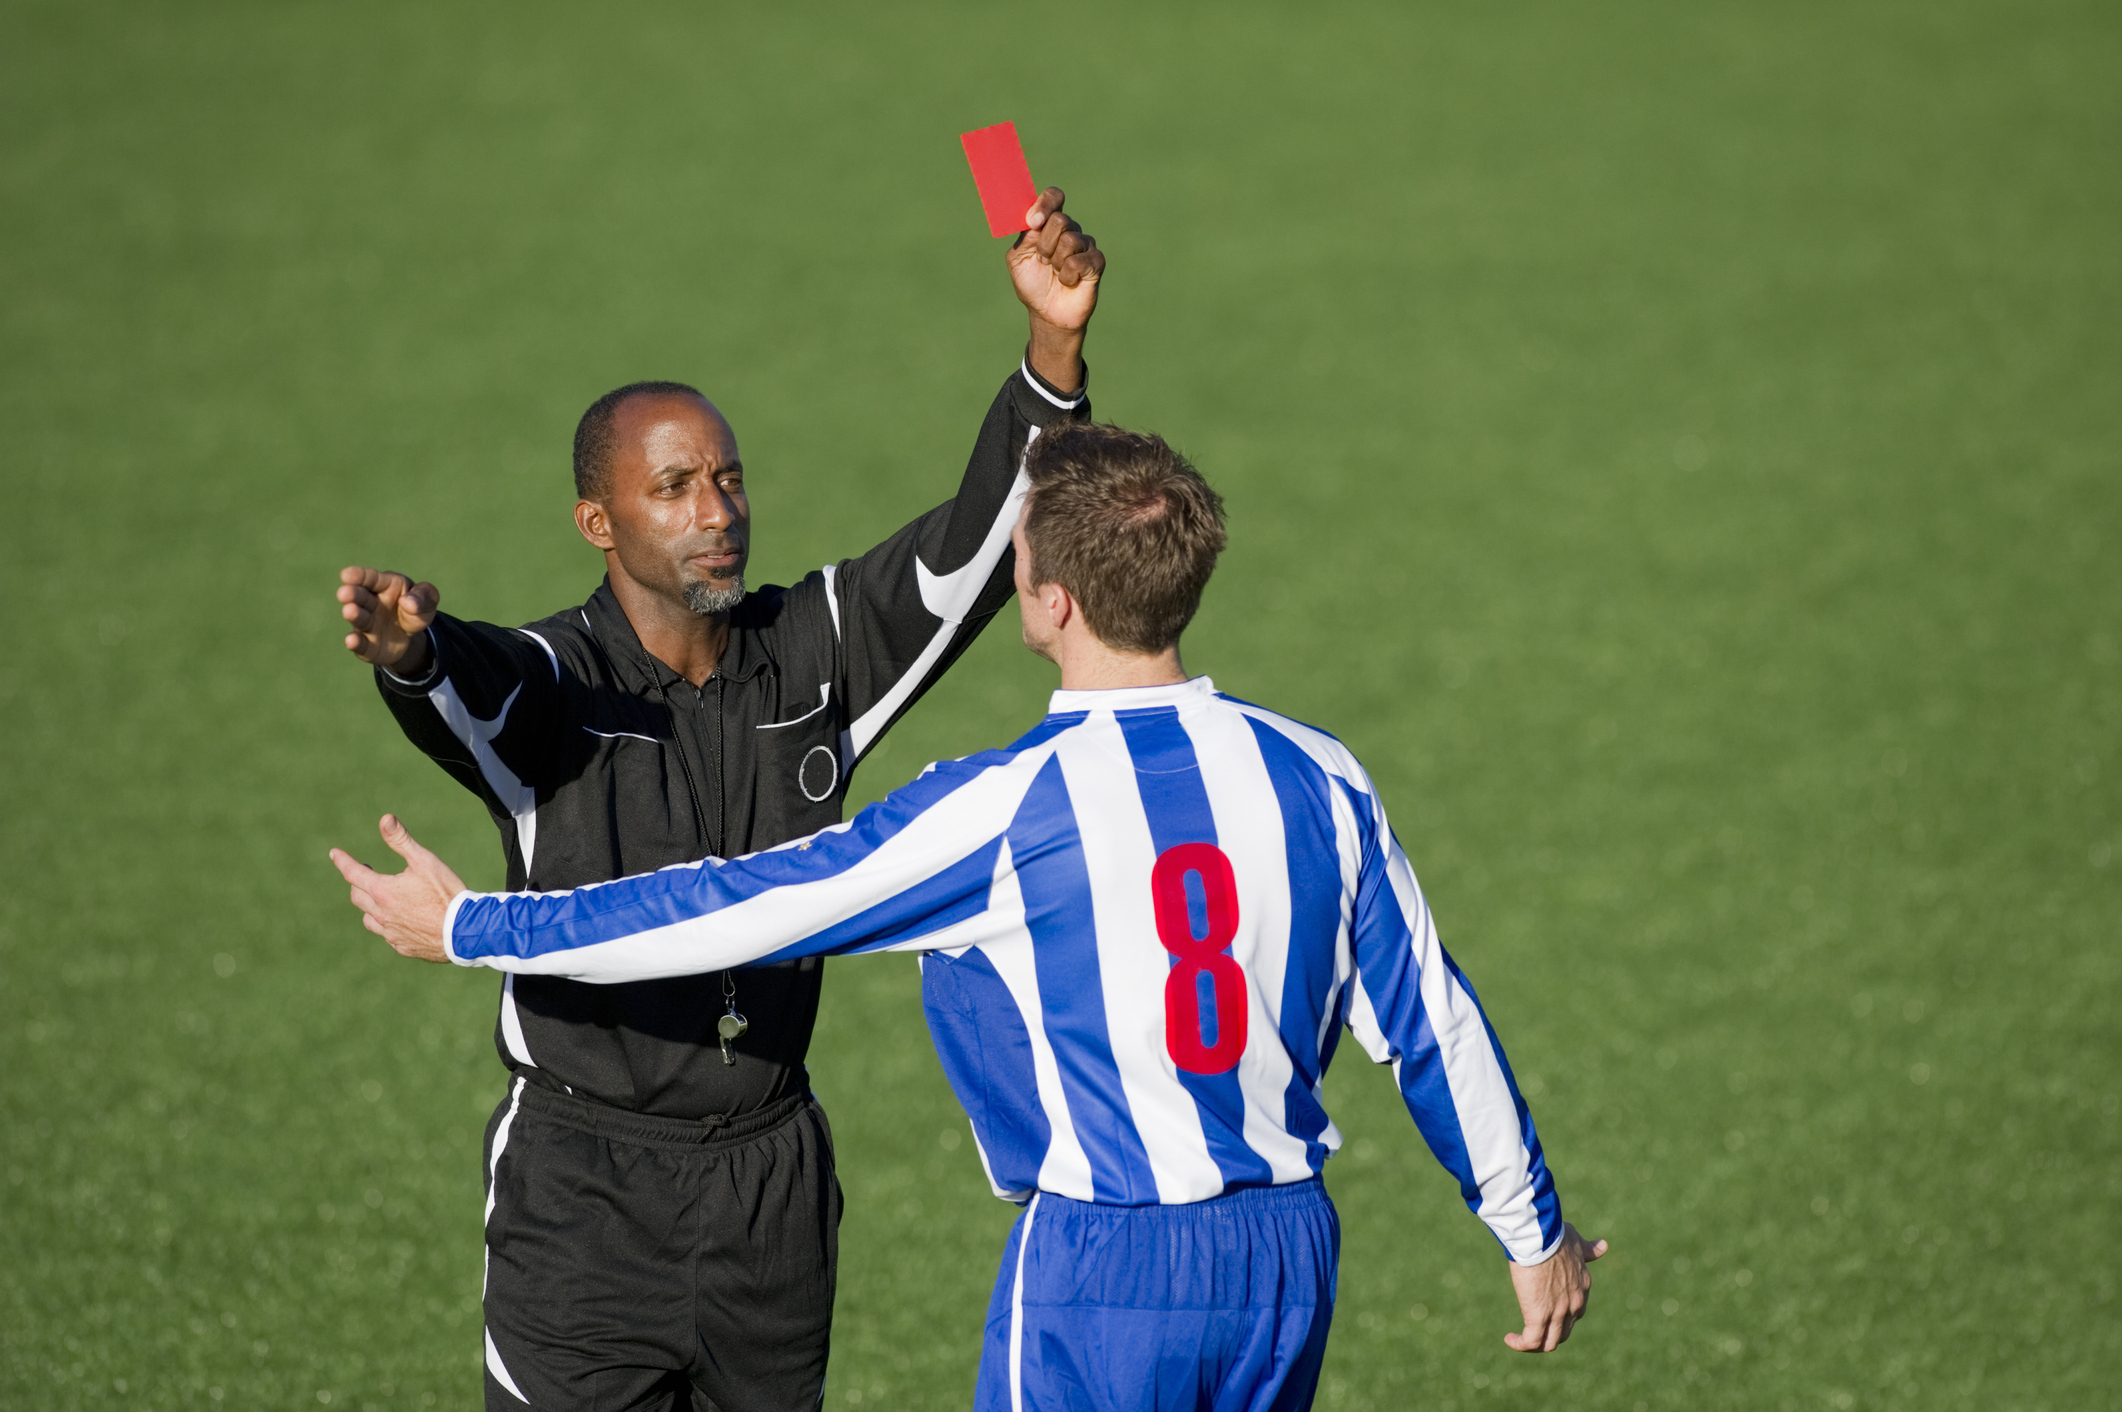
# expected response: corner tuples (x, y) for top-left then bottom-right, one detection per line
(336, 565), (439, 676)
(1008, 187), (1103, 332)
(1009, 187), (1103, 393)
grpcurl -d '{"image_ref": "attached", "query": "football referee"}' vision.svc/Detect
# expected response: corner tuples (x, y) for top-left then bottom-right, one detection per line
(330, 188), (1104, 1411)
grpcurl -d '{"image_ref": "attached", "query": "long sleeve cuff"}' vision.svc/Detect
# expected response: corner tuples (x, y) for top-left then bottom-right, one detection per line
(1511, 1227), (1568, 1266)
(442, 889), (475, 965)
(375, 632), (444, 694)
(1018, 356), (1089, 415)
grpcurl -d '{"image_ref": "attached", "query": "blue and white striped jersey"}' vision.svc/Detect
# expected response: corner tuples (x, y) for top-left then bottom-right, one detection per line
(447, 677), (1564, 1262)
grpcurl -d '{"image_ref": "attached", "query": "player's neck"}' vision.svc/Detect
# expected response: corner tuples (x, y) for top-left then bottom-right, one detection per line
(1053, 634), (1188, 692)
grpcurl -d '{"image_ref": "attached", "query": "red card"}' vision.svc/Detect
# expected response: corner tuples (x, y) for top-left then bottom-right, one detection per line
(960, 122), (1038, 238)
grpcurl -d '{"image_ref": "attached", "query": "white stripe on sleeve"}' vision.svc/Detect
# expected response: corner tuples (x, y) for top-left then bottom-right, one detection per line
(843, 437), (1035, 763)
(428, 681), (539, 874)
(1380, 830), (1551, 1261)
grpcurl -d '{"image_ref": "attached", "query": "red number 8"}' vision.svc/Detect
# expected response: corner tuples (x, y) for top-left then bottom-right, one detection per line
(1152, 842), (1248, 1074)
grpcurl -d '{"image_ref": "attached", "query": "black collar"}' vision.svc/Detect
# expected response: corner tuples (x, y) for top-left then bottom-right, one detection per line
(580, 579), (768, 692)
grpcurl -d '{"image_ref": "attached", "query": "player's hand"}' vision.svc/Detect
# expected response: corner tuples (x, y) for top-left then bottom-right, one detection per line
(1008, 187), (1103, 335)
(337, 566), (438, 676)
(1503, 1223), (1607, 1352)
(328, 815), (466, 964)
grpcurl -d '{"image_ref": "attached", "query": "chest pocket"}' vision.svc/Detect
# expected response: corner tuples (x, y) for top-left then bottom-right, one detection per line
(570, 691), (702, 874)
(752, 682), (844, 842)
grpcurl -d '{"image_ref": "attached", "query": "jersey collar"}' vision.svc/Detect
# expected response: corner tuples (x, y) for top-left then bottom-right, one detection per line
(1046, 675), (1217, 716)
(585, 578), (768, 690)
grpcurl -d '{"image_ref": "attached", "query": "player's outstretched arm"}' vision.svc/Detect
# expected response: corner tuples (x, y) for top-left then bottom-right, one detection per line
(1503, 1222), (1608, 1352)
(334, 750), (1046, 981)
(1011, 186), (1103, 392)
(336, 566), (439, 677)
(328, 762), (1015, 975)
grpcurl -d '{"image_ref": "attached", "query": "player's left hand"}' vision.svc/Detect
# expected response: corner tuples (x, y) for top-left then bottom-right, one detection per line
(1503, 1222), (1608, 1352)
(1008, 186), (1103, 333)
(328, 814), (466, 964)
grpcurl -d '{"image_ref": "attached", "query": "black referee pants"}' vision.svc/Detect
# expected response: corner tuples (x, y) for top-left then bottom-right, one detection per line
(480, 1076), (842, 1412)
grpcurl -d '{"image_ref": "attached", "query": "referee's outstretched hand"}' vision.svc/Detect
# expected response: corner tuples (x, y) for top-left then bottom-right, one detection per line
(336, 566), (439, 677)
(329, 814), (466, 965)
(1504, 1222), (1608, 1353)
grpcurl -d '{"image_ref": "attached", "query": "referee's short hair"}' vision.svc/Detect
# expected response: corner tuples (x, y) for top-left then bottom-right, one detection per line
(573, 381), (707, 500)
(1021, 423), (1226, 655)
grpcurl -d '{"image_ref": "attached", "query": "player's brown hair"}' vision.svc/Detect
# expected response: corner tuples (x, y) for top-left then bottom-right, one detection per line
(1020, 423), (1226, 655)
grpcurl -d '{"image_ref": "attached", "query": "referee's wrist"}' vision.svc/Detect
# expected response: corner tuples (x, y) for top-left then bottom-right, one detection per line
(1020, 351), (1088, 411)
(379, 632), (440, 689)
(1025, 310), (1086, 382)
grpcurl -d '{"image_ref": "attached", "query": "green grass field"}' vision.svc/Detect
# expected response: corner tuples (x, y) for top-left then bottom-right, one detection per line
(3, 2), (2117, 1407)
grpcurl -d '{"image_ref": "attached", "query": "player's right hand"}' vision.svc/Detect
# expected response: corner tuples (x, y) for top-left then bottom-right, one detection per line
(329, 814), (465, 964)
(337, 566), (438, 676)
(1503, 1222), (1607, 1353)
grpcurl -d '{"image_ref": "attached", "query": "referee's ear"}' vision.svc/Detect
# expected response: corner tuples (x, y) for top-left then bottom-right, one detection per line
(576, 497), (617, 552)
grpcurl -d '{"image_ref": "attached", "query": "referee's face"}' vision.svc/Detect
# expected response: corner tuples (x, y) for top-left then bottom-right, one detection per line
(595, 393), (750, 611)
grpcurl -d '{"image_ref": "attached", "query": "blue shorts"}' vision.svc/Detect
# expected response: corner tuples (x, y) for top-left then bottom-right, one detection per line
(974, 1179), (1340, 1412)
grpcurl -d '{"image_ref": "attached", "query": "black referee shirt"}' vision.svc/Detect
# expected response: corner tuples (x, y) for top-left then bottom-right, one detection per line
(376, 363), (1088, 1118)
